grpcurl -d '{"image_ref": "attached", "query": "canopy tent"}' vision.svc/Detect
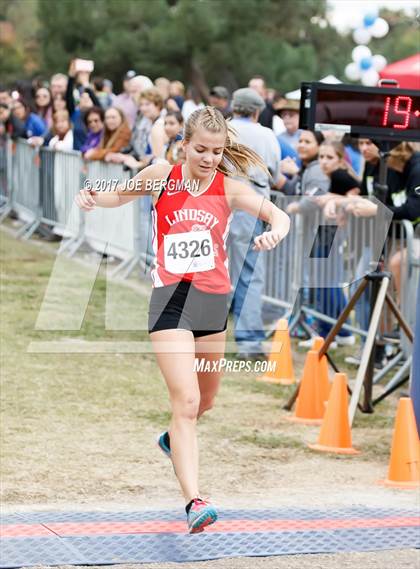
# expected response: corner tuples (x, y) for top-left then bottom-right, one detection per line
(379, 54), (420, 90)
(285, 75), (342, 100)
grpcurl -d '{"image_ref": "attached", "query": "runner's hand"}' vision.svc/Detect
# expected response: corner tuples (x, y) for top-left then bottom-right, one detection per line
(75, 187), (97, 211)
(253, 230), (283, 251)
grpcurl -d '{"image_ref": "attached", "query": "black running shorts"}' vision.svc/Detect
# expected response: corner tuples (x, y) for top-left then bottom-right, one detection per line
(148, 281), (228, 338)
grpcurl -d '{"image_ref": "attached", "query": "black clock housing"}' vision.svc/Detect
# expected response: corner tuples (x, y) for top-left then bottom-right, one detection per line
(299, 82), (420, 141)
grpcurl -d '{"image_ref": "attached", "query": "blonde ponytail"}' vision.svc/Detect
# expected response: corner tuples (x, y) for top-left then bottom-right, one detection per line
(184, 106), (269, 179)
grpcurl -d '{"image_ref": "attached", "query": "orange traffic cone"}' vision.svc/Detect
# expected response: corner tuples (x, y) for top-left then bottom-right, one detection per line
(312, 337), (331, 403)
(378, 397), (420, 489)
(257, 319), (294, 385)
(308, 372), (359, 454)
(288, 350), (324, 424)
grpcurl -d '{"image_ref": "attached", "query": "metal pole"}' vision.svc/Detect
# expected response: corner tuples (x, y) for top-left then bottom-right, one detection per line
(348, 276), (390, 425)
(284, 277), (369, 412)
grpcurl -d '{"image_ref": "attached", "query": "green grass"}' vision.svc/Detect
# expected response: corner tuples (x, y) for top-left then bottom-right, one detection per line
(0, 227), (401, 505)
(245, 380), (296, 400)
(353, 404), (394, 430)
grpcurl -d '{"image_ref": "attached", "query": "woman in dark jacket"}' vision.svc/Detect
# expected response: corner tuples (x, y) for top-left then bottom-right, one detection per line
(65, 62), (101, 151)
(383, 144), (420, 306)
(386, 143), (420, 224)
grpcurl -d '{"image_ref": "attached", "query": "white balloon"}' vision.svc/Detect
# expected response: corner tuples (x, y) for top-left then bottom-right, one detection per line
(372, 54), (387, 71)
(363, 6), (379, 18)
(345, 62), (361, 81)
(353, 27), (371, 45)
(361, 68), (379, 86)
(347, 13), (364, 29)
(352, 45), (372, 63)
(371, 17), (389, 38)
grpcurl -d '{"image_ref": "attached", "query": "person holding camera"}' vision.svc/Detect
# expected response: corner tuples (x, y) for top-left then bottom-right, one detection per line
(66, 59), (101, 150)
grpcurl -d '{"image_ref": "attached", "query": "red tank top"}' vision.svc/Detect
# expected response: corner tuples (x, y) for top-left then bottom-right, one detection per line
(151, 164), (232, 294)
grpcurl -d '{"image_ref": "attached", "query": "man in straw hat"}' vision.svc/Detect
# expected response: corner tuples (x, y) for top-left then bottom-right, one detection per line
(274, 98), (301, 150)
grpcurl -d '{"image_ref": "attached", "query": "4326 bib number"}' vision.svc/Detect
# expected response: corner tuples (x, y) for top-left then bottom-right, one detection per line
(164, 230), (215, 274)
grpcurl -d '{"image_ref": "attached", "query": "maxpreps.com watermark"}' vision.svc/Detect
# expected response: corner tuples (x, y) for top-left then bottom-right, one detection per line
(193, 358), (276, 374)
(83, 178), (200, 192)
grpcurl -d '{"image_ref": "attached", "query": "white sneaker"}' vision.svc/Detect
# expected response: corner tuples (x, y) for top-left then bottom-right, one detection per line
(345, 349), (387, 371)
(336, 335), (356, 347)
(345, 353), (361, 366)
(298, 338), (315, 349)
(298, 337), (337, 350)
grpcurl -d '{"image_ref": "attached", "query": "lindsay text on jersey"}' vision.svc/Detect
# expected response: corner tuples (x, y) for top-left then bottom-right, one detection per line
(164, 209), (220, 229)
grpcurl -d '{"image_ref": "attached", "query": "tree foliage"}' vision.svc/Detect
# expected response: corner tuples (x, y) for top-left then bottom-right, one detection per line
(374, 8), (419, 64)
(35, 0), (354, 93)
(0, 0), (39, 84)
(1, 0), (418, 94)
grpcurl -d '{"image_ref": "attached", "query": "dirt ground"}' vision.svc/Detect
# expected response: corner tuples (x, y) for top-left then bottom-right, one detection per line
(1, 224), (418, 569)
(33, 550), (419, 569)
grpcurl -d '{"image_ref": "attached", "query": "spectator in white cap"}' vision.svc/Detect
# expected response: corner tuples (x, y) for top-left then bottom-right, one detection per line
(228, 87), (283, 358)
(114, 72), (153, 128)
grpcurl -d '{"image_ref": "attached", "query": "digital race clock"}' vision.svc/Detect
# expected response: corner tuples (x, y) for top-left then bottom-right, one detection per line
(299, 82), (420, 141)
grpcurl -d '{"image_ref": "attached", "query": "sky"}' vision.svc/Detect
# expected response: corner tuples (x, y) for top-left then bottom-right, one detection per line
(327, 0), (419, 32)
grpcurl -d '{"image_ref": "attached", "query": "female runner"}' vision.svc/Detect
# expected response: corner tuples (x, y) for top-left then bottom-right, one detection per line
(75, 106), (290, 533)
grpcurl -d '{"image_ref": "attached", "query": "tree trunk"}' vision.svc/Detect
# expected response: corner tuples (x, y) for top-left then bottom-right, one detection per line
(189, 57), (209, 103)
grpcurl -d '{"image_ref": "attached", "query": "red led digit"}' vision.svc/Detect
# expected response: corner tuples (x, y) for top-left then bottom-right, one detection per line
(382, 96), (391, 126)
(393, 96), (412, 129)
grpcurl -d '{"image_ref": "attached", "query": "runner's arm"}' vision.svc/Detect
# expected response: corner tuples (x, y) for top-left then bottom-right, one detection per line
(75, 163), (172, 211)
(225, 178), (290, 250)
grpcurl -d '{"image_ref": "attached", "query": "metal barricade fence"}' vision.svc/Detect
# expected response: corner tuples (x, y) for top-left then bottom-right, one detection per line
(82, 161), (153, 277)
(264, 193), (301, 312)
(3, 139), (418, 364)
(1, 140), (148, 272)
(386, 220), (419, 358)
(264, 193), (418, 345)
(11, 139), (41, 238)
(0, 136), (11, 209)
(83, 161), (135, 261)
(265, 192), (367, 337)
(39, 146), (83, 239)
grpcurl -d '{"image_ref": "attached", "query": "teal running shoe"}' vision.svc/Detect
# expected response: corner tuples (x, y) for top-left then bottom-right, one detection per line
(157, 431), (171, 458)
(187, 498), (218, 534)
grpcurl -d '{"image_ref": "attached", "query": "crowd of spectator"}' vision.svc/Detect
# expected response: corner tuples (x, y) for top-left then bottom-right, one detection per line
(1, 62), (419, 364)
(0, 63), (295, 167)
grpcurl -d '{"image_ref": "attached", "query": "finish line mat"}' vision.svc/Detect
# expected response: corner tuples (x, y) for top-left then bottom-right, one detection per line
(1, 506), (419, 567)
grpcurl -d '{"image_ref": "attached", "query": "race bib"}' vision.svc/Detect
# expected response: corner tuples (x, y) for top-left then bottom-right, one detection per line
(164, 230), (215, 274)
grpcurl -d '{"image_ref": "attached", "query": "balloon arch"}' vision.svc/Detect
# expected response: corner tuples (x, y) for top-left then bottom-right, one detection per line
(344, 9), (389, 87)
